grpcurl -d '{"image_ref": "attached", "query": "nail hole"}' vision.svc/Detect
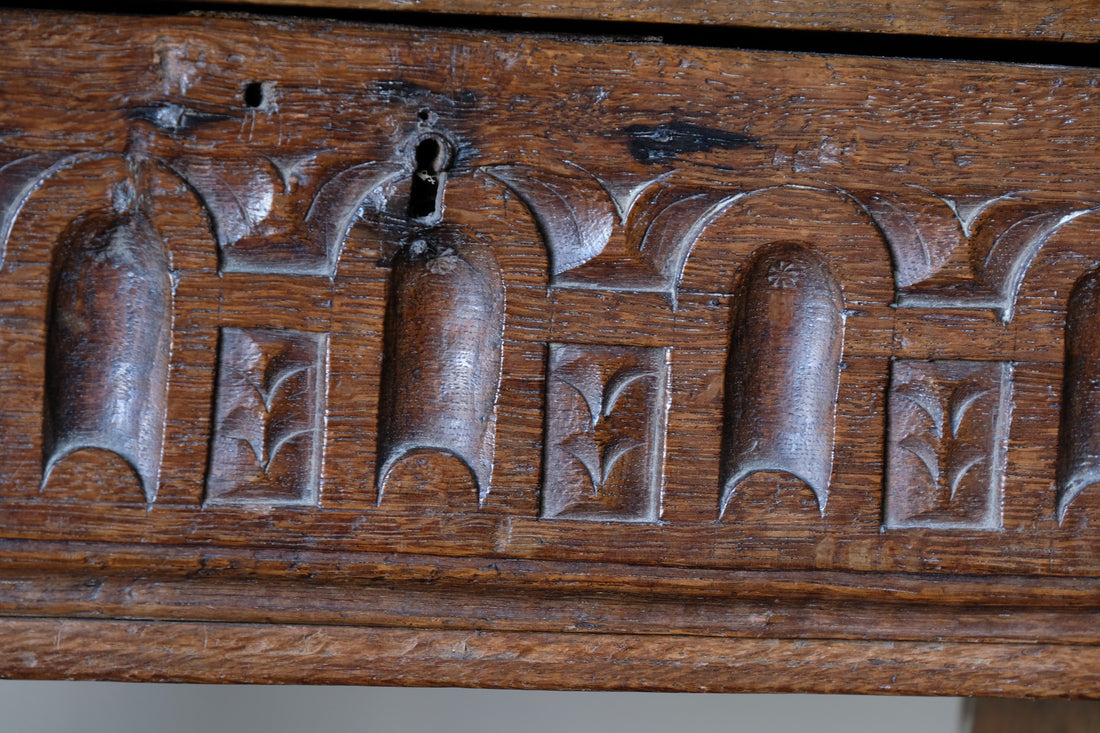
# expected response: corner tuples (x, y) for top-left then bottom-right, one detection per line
(243, 82), (265, 108)
(418, 107), (432, 122)
(408, 135), (451, 222)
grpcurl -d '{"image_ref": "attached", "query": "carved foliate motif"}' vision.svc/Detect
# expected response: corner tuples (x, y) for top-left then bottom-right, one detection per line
(169, 155), (408, 276)
(884, 360), (1013, 530)
(542, 343), (669, 522)
(0, 151), (111, 270)
(484, 163), (744, 303)
(846, 187), (1093, 322)
(205, 328), (328, 506)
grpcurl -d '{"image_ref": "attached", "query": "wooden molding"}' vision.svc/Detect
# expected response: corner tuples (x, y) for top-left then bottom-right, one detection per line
(1, 9), (1099, 694)
(165, 0), (1100, 43)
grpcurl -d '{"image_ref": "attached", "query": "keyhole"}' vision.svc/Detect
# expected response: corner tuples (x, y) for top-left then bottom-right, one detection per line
(408, 134), (451, 222)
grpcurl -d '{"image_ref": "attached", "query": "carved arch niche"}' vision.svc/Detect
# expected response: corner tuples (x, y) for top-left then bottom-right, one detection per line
(320, 129), (520, 516)
(873, 198), (1099, 537)
(671, 184), (895, 526)
(0, 152), (221, 505)
(1027, 208), (1100, 534)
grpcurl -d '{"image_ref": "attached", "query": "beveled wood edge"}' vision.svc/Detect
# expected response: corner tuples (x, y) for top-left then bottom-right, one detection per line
(1, 538), (1098, 648)
(164, 0), (1100, 43)
(3, 537), (1097, 606)
(2, 617), (1098, 695)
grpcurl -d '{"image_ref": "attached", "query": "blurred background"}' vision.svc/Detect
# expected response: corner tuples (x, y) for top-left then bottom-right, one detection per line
(0, 683), (963, 733)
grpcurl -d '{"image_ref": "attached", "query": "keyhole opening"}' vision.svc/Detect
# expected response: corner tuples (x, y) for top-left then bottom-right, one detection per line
(408, 135), (450, 222)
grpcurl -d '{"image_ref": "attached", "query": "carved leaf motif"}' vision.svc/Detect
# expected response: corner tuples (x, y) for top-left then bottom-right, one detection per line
(894, 381), (945, 438)
(600, 436), (644, 486)
(554, 366), (604, 426)
(845, 188), (960, 286)
(928, 189), (1024, 238)
(631, 189), (748, 290)
(543, 344), (668, 522)
(484, 162), (752, 300)
(973, 205), (1095, 322)
(219, 402), (266, 467)
(207, 328), (327, 506)
(223, 334), (314, 473)
(562, 430), (644, 494)
(567, 161), (673, 224)
(895, 375), (991, 494)
(947, 452), (985, 499)
(948, 382), (991, 438)
(482, 164), (615, 275)
(602, 363), (658, 417)
(847, 186), (1095, 321)
(167, 158), (275, 247)
(562, 434), (602, 494)
(899, 435), (941, 486)
(0, 151), (110, 268)
(304, 160), (405, 275)
(885, 360), (1010, 530)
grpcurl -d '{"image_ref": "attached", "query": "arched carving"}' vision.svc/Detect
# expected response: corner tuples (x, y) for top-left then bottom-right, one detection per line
(719, 241), (844, 517)
(42, 206), (172, 501)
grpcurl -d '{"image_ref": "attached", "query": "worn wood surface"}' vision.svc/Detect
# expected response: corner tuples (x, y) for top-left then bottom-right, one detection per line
(174, 0), (1100, 43)
(0, 9), (1099, 694)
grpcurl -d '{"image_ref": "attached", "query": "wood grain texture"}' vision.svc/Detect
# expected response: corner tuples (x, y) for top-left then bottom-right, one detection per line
(0, 8), (1099, 693)
(5, 618), (1100, 696)
(169, 0), (1100, 43)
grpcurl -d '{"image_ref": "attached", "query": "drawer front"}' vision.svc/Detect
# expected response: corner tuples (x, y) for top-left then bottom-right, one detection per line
(0, 9), (1098, 694)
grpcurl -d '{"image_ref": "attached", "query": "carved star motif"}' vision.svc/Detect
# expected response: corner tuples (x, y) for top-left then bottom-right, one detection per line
(766, 259), (802, 288)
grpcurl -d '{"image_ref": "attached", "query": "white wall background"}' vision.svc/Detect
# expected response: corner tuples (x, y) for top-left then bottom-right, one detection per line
(0, 683), (962, 733)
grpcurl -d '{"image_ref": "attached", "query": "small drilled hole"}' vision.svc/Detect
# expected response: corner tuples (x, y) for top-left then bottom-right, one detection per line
(418, 108), (432, 122)
(243, 82), (264, 108)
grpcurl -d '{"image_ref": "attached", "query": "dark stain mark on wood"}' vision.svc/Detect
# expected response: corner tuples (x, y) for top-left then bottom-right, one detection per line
(623, 121), (758, 163)
(372, 80), (479, 110)
(128, 103), (235, 134)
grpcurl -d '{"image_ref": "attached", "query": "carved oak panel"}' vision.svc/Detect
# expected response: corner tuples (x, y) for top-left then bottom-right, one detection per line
(542, 343), (669, 522)
(884, 360), (1013, 529)
(0, 8), (1099, 695)
(205, 327), (328, 506)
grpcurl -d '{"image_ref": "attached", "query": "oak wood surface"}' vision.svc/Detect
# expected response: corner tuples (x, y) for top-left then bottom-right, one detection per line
(0, 8), (1098, 694)
(170, 0), (1100, 43)
(7, 618), (1100, 695)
